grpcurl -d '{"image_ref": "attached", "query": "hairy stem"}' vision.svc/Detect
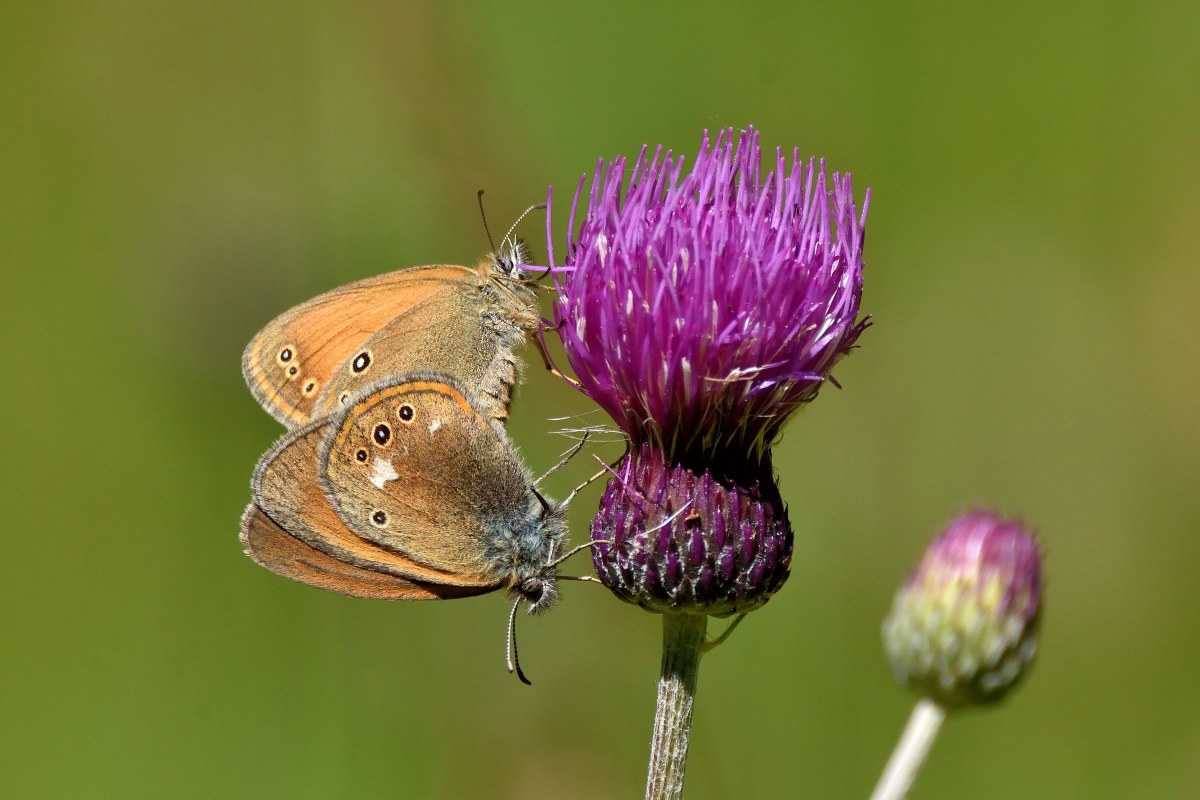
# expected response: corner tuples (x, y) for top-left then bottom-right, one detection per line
(645, 613), (708, 800)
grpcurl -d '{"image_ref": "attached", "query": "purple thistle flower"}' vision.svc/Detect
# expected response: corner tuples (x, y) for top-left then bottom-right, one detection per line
(553, 126), (869, 464)
(882, 510), (1044, 708)
(548, 127), (870, 616)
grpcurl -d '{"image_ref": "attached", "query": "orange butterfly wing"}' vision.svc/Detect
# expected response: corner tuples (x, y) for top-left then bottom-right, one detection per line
(242, 266), (476, 428)
(246, 416), (503, 595)
(239, 505), (484, 600)
(309, 273), (535, 424)
(319, 378), (542, 583)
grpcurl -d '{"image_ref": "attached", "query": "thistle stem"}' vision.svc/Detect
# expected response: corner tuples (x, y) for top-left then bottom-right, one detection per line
(869, 699), (947, 800)
(645, 612), (707, 800)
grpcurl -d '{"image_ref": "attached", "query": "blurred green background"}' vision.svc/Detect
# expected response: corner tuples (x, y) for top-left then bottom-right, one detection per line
(4, 1), (1198, 797)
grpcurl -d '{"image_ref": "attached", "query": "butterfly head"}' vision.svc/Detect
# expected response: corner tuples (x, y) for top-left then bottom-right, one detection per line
(506, 493), (568, 615)
(489, 237), (533, 281)
(515, 573), (559, 615)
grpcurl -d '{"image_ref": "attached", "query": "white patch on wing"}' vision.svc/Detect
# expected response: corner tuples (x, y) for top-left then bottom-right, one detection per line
(428, 418), (442, 435)
(369, 456), (399, 489)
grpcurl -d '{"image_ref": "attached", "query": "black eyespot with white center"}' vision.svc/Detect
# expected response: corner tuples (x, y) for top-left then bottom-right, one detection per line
(304, 381), (316, 395)
(288, 366), (298, 376)
(398, 404), (415, 422)
(279, 347), (293, 363)
(371, 510), (388, 526)
(373, 424), (391, 445)
(352, 352), (371, 373)
(355, 449), (368, 462)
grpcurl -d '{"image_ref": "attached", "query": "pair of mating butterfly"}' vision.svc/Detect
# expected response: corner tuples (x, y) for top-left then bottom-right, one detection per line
(239, 223), (584, 681)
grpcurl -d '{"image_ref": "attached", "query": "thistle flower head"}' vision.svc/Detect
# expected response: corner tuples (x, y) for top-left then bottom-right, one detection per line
(587, 442), (792, 616)
(553, 126), (868, 466)
(547, 127), (870, 615)
(882, 510), (1044, 708)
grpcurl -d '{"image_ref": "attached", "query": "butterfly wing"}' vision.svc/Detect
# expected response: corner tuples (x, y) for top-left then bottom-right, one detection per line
(319, 376), (538, 584)
(242, 265), (477, 428)
(239, 504), (484, 600)
(310, 272), (536, 424)
(247, 416), (499, 594)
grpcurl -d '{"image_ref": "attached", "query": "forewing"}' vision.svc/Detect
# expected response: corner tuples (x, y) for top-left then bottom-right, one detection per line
(242, 265), (474, 428)
(311, 279), (508, 422)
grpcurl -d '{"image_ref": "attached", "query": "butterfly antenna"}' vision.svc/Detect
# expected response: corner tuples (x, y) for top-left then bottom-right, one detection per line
(479, 190), (547, 257)
(506, 597), (532, 686)
(477, 189), (498, 253)
(500, 202), (547, 250)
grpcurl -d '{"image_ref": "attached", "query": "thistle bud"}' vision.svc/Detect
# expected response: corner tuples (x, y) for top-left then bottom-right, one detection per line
(882, 510), (1043, 708)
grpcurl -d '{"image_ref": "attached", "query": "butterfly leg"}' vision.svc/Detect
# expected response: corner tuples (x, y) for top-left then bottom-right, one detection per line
(700, 612), (749, 653)
(536, 318), (584, 390)
(533, 431), (591, 487)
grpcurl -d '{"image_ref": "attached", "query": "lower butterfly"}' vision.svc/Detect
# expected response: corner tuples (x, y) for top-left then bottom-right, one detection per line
(241, 374), (567, 615)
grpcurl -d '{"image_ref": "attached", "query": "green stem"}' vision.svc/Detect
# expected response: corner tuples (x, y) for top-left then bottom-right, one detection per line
(645, 613), (708, 800)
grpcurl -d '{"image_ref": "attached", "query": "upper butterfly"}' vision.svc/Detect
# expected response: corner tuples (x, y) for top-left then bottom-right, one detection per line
(242, 240), (538, 428)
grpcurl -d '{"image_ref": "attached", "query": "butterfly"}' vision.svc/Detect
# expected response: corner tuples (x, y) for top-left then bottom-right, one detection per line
(240, 372), (576, 682)
(241, 240), (539, 428)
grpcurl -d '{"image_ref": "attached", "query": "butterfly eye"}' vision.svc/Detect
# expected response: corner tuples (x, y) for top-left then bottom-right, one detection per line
(278, 347), (293, 364)
(351, 352), (371, 373)
(373, 424), (391, 445)
(519, 577), (545, 604)
(355, 449), (368, 462)
(398, 405), (415, 423)
(371, 510), (388, 526)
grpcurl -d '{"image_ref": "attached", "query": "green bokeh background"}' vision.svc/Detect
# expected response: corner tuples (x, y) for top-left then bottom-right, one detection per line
(4, 2), (1198, 798)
